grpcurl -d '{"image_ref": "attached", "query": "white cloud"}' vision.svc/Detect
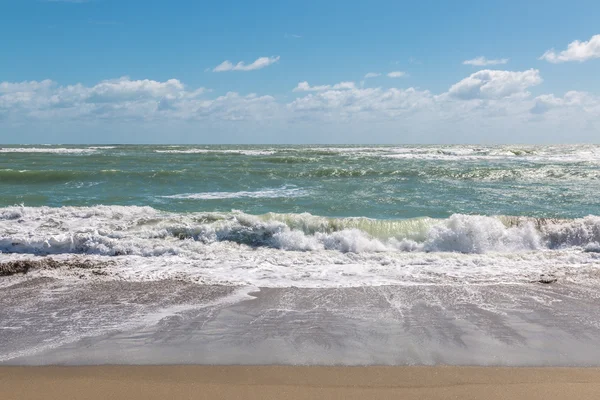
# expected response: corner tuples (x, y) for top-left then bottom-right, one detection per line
(192, 92), (278, 121)
(85, 77), (186, 103)
(293, 81), (356, 92)
(0, 80), (55, 93)
(0, 77), (280, 122)
(2, 70), (599, 143)
(540, 34), (600, 63)
(387, 71), (406, 78)
(364, 72), (381, 79)
(212, 56), (280, 72)
(531, 91), (600, 114)
(447, 69), (542, 100)
(463, 56), (509, 66)
(287, 69), (588, 124)
(288, 87), (434, 119)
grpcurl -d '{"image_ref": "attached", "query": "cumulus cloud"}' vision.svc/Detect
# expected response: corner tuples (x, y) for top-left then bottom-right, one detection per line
(2, 70), (598, 142)
(192, 92), (278, 121)
(364, 72), (381, 79)
(287, 69), (592, 125)
(0, 80), (55, 93)
(0, 76), (280, 121)
(84, 77), (187, 103)
(447, 69), (542, 100)
(288, 87), (434, 119)
(387, 71), (406, 78)
(463, 56), (509, 66)
(293, 81), (356, 92)
(212, 56), (280, 72)
(540, 34), (600, 63)
(531, 91), (600, 114)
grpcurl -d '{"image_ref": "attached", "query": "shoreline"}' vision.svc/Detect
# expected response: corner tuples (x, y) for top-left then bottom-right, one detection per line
(4, 280), (600, 366)
(2, 365), (600, 399)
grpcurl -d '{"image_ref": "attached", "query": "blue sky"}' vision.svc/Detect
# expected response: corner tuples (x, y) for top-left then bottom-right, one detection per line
(1, 0), (599, 143)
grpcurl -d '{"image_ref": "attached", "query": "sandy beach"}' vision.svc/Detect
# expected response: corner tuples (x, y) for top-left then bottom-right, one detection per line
(3, 280), (600, 366)
(3, 274), (600, 399)
(2, 365), (600, 399)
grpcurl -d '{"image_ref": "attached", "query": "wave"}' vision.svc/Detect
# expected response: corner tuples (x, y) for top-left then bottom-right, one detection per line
(261, 156), (318, 164)
(0, 169), (193, 184)
(151, 145), (600, 164)
(154, 149), (276, 156)
(0, 169), (84, 184)
(2, 165), (598, 185)
(287, 166), (600, 181)
(1, 206), (599, 257)
(0, 146), (116, 154)
(0, 147), (96, 154)
(3, 145), (598, 163)
(291, 145), (600, 163)
(161, 187), (309, 200)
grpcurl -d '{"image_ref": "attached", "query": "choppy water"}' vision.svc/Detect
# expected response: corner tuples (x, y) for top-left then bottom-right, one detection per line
(1, 144), (600, 217)
(1, 144), (599, 288)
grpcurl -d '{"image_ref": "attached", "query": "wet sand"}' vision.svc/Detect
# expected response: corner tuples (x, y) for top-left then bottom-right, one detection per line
(2, 365), (600, 400)
(3, 280), (600, 366)
(3, 279), (600, 398)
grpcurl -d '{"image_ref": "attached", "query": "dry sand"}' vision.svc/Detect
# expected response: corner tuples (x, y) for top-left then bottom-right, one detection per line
(2, 365), (600, 400)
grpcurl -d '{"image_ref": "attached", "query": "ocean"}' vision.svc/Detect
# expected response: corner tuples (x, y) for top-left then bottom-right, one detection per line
(2, 144), (600, 365)
(1, 144), (599, 287)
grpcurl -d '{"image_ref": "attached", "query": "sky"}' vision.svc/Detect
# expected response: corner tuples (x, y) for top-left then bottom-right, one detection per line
(0, 0), (599, 144)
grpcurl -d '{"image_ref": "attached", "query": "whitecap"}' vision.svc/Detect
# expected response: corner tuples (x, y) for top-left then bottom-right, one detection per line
(0, 148), (96, 154)
(161, 187), (308, 200)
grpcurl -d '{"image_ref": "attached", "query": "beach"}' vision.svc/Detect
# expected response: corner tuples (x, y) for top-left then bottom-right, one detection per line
(3, 279), (600, 366)
(2, 145), (600, 398)
(5, 281), (600, 399)
(3, 365), (600, 400)
(3, 0), (600, 391)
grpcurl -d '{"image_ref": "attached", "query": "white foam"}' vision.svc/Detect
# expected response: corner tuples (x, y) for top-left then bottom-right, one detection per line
(1, 206), (599, 287)
(154, 149), (276, 156)
(379, 145), (600, 163)
(423, 214), (542, 253)
(161, 187), (308, 200)
(3, 246), (599, 289)
(0, 148), (96, 154)
(0, 283), (256, 363)
(2, 207), (599, 256)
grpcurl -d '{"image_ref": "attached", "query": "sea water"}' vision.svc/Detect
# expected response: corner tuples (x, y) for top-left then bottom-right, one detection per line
(1, 144), (599, 288)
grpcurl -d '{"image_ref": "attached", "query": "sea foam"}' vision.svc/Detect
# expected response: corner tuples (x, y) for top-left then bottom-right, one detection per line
(2, 206), (599, 257)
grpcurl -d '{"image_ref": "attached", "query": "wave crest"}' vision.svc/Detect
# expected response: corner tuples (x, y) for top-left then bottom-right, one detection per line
(1, 206), (599, 257)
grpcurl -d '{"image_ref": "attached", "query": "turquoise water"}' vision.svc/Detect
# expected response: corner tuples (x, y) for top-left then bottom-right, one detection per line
(1, 144), (599, 219)
(3, 145), (600, 367)
(1, 144), (600, 287)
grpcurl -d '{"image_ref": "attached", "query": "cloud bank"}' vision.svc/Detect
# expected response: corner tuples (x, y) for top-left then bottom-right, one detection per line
(1, 70), (598, 143)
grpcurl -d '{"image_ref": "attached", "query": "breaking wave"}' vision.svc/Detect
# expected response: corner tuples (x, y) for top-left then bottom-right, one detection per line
(161, 187), (309, 200)
(1, 206), (599, 257)
(154, 149), (276, 156)
(0, 147), (96, 154)
(3, 165), (598, 186)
